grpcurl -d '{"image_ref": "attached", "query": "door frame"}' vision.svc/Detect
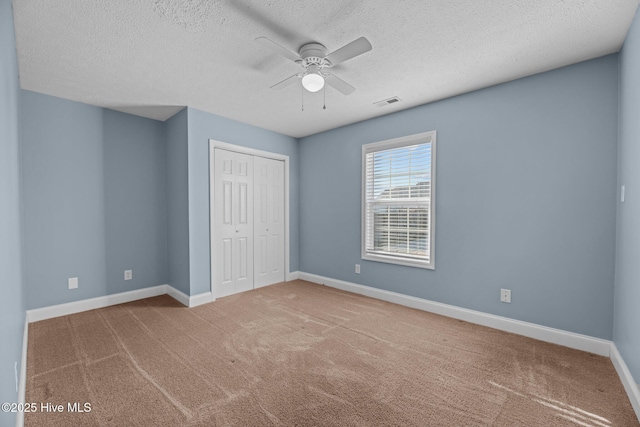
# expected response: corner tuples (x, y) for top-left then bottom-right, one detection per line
(209, 139), (290, 299)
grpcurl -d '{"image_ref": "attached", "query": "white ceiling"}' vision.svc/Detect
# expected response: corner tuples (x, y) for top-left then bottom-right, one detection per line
(12, 0), (640, 138)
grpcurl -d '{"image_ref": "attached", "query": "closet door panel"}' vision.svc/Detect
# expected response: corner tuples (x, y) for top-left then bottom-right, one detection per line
(213, 149), (254, 297)
(254, 156), (285, 288)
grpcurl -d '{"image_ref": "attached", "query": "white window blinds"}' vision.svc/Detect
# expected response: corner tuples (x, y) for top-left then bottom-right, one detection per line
(362, 131), (435, 269)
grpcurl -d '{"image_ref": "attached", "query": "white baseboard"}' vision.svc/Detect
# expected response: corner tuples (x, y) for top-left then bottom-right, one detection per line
(154, 285), (212, 308)
(26, 285), (216, 324)
(610, 344), (640, 420)
(165, 285), (190, 306)
(298, 272), (612, 357)
(16, 314), (28, 427)
(287, 271), (300, 281)
(188, 291), (213, 307)
(28, 285), (168, 323)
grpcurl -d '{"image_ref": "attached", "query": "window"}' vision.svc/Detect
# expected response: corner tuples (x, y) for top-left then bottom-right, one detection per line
(362, 131), (436, 269)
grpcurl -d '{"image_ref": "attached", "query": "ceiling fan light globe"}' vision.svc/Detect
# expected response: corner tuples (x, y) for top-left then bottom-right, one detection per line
(302, 73), (324, 92)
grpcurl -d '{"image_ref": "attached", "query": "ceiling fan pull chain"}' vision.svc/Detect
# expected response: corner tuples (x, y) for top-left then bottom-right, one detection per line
(323, 84), (327, 110)
(301, 85), (304, 111)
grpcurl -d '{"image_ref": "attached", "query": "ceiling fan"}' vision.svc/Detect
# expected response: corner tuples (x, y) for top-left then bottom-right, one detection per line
(256, 36), (372, 95)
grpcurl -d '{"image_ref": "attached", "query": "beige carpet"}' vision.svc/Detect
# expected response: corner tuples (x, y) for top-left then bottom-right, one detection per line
(25, 280), (638, 426)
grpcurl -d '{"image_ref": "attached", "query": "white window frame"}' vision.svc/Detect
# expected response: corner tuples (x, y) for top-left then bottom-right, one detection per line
(361, 130), (436, 269)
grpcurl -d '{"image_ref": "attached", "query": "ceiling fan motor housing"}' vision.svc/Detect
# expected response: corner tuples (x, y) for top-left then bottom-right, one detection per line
(299, 43), (326, 59)
(299, 43), (332, 69)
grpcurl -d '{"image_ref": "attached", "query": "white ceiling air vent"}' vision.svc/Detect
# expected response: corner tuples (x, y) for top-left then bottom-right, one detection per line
(373, 96), (402, 107)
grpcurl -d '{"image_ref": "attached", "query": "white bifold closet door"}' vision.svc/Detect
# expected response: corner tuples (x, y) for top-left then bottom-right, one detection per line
(254, 156), (285, 288)
(214, 149), (254, 297)
(213, 148), (284, 298)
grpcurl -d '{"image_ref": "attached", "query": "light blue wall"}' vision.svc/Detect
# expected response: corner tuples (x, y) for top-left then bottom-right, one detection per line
(299, 55), (619, 340)
(19, 96), (299, 305)
(0, 0), (26, 424)
(22, 91), (169, 309)
(21, 91), (106, 308)
(165, 108), (190, 295)
(614, 6), (640, 382)
(186, 107), (299, 295)
(104, 109), (168, 294)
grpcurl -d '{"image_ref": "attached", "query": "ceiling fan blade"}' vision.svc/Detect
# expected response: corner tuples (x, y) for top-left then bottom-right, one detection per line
(324, 73), (355, 95)
(270, 73), (300, 90)
(325, 37), (372, 66)
(255, 37), (301, 62)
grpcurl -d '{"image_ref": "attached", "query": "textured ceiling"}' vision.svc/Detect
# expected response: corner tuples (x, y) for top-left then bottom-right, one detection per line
(12, 0), (640, 138)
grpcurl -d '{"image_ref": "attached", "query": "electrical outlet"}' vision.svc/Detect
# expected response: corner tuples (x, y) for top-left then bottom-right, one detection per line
(68, 277), (78, 290)
(355, 264), (360, 274)
(500, 288), (511, 303)
(124, 270), (133, 281)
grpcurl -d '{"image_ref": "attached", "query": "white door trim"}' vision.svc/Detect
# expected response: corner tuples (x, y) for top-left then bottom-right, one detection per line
(209, 140), (290, 298)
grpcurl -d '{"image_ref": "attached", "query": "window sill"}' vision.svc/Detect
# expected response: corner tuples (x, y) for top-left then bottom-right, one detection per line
(362, 253), (434, 270)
